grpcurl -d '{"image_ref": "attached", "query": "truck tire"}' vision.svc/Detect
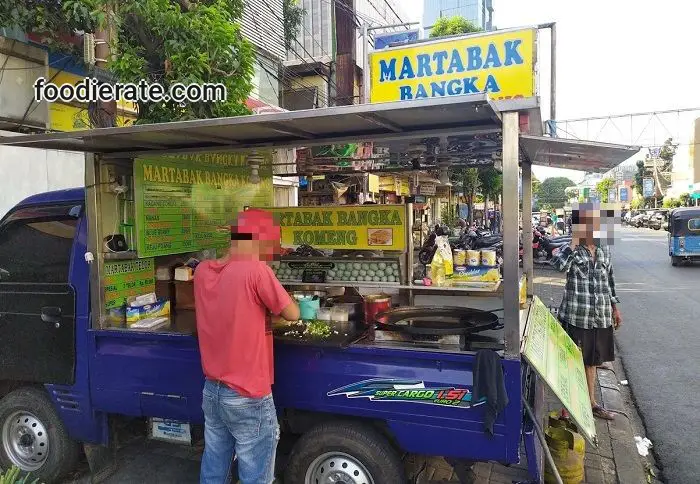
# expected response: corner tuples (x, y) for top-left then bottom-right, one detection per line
(671, 256), (680, 266)
(0, 387), (80, 483)
(284, 421), (405, 484)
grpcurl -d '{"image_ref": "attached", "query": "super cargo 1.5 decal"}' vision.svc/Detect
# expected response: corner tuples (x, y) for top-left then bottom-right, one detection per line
(327, 379), (485, 408)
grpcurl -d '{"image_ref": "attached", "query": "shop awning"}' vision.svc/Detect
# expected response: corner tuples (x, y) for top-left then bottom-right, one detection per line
(0, 94), (501, 156)
(520, 135), (640, 173)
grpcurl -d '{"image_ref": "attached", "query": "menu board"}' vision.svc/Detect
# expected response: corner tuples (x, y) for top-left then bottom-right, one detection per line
(269, 205), (406, 251)
(103, 259), (155, 310)
(522, 296), (597, 445)
(134, 152), (273, 258)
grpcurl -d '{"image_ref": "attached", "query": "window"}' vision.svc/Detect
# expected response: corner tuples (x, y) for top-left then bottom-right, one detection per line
(689, 218), (700, 231)
(0, 205), (80, 283)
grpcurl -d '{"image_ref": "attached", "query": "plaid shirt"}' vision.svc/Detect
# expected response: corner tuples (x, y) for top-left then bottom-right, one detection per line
(552, 244), (620, 329)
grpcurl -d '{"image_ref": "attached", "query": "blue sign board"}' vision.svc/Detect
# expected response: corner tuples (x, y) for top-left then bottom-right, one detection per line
(643, 178), (654, 198)
(374, 29), (419, 50)
(619, 187), (628, 202)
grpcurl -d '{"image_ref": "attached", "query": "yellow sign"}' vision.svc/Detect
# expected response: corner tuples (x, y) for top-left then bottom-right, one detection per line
(396, 178), (410, 196)
(49, 103), (135, 132)
(368, 174), (380, 193)
(522, 297), (597, 445)
(378, 175), (396, 192)
(369, 28), (536, 103)
(270, 205), (406, 251)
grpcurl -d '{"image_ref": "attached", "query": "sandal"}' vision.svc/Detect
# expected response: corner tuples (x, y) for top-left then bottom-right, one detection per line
(592, 404), (615, 420)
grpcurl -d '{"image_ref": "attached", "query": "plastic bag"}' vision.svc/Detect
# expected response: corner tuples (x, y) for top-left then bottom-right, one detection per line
(435, 235), (454, 276)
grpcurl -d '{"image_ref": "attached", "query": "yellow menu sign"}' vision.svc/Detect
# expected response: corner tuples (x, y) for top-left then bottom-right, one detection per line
(270, 205), (406, 251)
(522, 296), (597, 445)
(370, 28), (536, 103)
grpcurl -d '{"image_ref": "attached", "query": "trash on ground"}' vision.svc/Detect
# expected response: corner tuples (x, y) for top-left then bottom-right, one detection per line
(620, 379), (629, 385)
(635, 436), (653, 456)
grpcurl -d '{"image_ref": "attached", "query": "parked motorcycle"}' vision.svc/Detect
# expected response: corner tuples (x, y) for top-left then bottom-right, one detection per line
(532, 228), (571, 261)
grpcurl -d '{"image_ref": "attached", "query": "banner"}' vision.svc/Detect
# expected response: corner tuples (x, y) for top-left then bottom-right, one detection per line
(103, 259), (155, 310)
(619, 187), (629, 202)
(270, 205), (406, 251)
(608, 188), (617, 202)
(134, 153), (273, 257)
(522, 297), (597, 445)
(369, 28), (536, 103)
(643, 178), (655, 198)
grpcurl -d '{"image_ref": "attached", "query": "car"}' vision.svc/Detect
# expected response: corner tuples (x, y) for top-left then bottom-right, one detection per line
(640, 210), (656, 228)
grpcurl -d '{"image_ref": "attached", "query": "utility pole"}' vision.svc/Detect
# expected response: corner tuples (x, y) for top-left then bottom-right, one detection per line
(93, 1), (117, 127)
(334, 0), (355, 106)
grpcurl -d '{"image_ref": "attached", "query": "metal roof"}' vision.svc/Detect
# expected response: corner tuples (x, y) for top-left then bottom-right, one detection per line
(0, 94), (501, 156)
(520, 135), (640, 173)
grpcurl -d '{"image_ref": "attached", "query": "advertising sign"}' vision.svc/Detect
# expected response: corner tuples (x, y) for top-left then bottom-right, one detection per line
(643, 178), (655, 198)
(270, 206), (406, 251)
(134, 153), (273, 258)
(608, 188), (617, 203)
(103, 259), (155, 310)
(369, 28), (536, 103)
(522, 297), (597, 445)
(619, 187), (629, 202)
(374, 29), (420, 50)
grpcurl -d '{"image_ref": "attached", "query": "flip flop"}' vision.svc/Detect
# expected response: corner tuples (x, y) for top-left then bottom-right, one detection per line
(592, 404), (615, 420)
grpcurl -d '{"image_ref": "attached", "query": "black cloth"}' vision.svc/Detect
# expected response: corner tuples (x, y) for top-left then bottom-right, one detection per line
(564, 324), (615, 367)
(472, 349), (509, 436)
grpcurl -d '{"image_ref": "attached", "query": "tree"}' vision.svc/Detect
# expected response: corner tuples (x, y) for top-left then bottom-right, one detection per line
(659, 138), (678, 168)
(596, 177), (616, 203)
(633, 159), (645, 197)
(662, 197), (681, 208)
(453, 167), (480, 224)
(283, 0), (305, 51)
(1, 0), (257, 124)
(679, 192), (691, 207)
(478, 167), (502, 224)
(537, 177), (575, 209)
(630, 196), (644, 210)
(429, 16), (482, 38)
(532, 174), (542, 197)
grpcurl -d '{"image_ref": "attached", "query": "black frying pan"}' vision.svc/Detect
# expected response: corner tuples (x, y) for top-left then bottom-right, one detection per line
(376, 306), (501, 336)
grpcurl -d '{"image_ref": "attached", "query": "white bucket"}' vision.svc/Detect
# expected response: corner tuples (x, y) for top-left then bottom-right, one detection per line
(481, 250), (497, 267)
(466, 250), (481, 266)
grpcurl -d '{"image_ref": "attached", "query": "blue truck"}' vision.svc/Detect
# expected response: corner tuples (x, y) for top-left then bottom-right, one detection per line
(0, 187), (529, 483)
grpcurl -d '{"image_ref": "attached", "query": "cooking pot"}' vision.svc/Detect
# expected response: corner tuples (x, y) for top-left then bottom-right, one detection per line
(363, 294), (392, 326)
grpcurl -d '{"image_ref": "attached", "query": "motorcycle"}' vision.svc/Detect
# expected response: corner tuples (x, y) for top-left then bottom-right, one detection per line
(532, 228), (571, 261)
(418, 224), (469, 265)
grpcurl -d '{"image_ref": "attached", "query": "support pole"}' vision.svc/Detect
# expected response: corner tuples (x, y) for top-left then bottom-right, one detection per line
(362, 23), (370, 104)
(522, 161), (534, 296)
(550, 22), (557, 127)
(502, 111), (520, 359)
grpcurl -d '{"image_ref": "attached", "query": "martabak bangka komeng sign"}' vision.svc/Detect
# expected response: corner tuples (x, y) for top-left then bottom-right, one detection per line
(369, 28), (536, 102)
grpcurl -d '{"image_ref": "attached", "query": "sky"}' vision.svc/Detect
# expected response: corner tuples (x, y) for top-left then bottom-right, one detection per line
(399, 0), (700, 182)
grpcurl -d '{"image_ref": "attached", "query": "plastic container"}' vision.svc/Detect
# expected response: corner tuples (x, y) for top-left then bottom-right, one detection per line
(316, 308), (332, 321)
(481, 249), (497, 267)
(466, 250), (481, 266)
(298, 296), (320, 320)
(331, 306), (349, 322)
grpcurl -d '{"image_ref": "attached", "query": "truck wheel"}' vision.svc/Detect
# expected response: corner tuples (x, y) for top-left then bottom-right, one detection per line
(671, 256), (680, 266)
(0, 387), (80, 483)
(285, 421), (405, 484)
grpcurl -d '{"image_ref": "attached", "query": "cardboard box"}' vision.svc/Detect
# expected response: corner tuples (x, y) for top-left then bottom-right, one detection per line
(174, 281), (195, 310)
(126, 298), (171, 327)
(452, 265), (501, 282)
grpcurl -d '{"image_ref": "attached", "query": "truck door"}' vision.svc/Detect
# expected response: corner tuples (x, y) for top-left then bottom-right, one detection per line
(0, 203), (81, 385)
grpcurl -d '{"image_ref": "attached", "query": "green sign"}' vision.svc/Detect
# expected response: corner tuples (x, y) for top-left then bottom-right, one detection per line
(103, 259), (156, 310)
(134, 153), (274, 257)
(522, 296), (597, 445)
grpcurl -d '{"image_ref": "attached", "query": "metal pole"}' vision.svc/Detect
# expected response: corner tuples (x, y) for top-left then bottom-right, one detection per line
(522, 397), (564, 484)
(502, 111), (520, 359)
(522, 161), (534, 296)
(362, 23), (370, 104)
(85, 153), (106, 329)
(550, 23), (556, 128)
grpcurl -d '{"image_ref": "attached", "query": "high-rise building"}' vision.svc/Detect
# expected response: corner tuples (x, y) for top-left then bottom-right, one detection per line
(423, 0), (494, 33)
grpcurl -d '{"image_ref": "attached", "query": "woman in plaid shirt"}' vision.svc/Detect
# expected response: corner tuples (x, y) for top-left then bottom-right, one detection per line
(552, 203), (623, 420)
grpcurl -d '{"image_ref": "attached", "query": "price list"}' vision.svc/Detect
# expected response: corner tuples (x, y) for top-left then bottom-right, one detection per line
(134, 156), (273, 258)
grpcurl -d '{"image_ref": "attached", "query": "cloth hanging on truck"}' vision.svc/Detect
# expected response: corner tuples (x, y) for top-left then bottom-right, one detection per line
(473, 349), (509, 436)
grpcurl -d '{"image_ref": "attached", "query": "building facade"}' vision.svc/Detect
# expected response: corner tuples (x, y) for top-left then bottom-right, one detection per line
(423, 0), (494, 33)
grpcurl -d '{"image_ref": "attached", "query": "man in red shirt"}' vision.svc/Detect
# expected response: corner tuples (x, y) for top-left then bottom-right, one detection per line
(195, 209), (299, 484)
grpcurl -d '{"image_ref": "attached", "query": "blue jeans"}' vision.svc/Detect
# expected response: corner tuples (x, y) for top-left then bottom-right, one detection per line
(200, 380), (279, 484)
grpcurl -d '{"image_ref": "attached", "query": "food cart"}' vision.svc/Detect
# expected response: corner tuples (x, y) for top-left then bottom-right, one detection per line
(0, 30), (639, 484)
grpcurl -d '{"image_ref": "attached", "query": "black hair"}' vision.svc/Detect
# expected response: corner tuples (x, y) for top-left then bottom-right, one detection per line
(230, 232), (254, 241)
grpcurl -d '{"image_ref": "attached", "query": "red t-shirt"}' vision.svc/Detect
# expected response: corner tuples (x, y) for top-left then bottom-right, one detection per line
(194, 259), (292, 398)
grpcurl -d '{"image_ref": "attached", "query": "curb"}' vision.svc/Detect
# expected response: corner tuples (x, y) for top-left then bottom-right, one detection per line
(597, 365), (648, 484)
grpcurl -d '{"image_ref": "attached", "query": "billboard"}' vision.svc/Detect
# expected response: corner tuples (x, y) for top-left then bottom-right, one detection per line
(608, 188), (617, 202)
(643, 178), (655, 198)
(369, 28), (537, 103)
(619, 187), (629, 202)
(374, 30), (420, 50)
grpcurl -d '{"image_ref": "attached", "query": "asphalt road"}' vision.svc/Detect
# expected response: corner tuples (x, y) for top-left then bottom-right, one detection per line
(612, 225), (699, 484)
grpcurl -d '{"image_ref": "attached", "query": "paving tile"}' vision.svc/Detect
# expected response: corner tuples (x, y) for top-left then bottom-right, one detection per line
(584, 467), (605, 483)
